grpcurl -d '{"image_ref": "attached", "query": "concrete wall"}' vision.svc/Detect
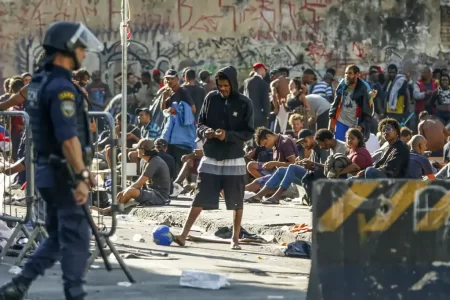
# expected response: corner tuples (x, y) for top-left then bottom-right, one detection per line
(0, 0), (445, 89)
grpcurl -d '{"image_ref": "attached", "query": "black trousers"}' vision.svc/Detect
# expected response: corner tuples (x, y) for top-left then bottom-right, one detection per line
(168, 144), (192, 174)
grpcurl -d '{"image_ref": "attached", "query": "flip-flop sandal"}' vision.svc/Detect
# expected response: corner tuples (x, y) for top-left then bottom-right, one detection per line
(231, 244), (242, 250)
(262, 198), (280, 205)
(173, 235), (186, 247)
(245, 196), (262, 203)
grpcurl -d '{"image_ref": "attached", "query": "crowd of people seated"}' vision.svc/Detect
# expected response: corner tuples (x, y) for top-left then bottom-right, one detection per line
(2, 61), (450, 216)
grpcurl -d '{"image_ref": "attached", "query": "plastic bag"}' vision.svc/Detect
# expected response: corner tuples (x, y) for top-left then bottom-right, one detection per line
(180, 270), (230, 290)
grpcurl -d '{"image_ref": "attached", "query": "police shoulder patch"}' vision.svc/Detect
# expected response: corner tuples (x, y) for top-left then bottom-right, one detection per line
(61, 100), (75, 117)
(58, 91), (75, 101)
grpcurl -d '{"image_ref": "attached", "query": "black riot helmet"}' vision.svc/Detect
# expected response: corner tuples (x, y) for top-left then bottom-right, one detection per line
(41, 21), (103, 70)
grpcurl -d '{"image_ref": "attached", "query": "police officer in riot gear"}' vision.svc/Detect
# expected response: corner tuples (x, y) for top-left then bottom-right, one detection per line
(0, 22), (103, 300)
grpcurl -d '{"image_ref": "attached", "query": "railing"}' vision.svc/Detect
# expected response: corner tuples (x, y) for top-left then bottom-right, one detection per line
(0, 110), (46, 266)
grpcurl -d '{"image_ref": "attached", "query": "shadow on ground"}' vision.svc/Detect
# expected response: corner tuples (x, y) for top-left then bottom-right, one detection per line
(0, 248), (306, 300)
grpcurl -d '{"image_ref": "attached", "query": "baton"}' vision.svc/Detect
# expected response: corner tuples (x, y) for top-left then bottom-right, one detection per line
(81, 203), (112, 272)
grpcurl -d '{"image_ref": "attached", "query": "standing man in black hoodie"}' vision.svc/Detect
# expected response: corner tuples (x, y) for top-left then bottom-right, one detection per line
(174, 66), (254, 250)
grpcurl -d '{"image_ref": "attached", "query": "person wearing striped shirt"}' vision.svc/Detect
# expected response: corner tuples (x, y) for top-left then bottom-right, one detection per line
(311, 72), (334, 103)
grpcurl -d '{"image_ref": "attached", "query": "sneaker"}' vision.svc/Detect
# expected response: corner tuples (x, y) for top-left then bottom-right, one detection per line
(243, 191), (256, 200)
(170, 182), (183, 197)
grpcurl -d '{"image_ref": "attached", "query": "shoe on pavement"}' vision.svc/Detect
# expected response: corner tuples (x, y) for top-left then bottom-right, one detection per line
(0, 278), (29, 300)
(170, 182), (183, 197)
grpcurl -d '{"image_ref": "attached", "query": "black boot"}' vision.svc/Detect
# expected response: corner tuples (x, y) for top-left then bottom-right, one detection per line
(0, 276), (31, 300)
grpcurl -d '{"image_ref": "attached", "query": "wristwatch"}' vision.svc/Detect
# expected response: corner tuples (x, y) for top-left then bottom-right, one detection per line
(75, 169), (90, 183)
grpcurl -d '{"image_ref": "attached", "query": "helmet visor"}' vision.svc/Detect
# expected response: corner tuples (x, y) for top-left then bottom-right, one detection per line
(68, 23), (103, 52)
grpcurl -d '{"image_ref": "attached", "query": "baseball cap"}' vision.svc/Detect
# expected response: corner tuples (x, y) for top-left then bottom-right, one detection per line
(133, 138), (156, 151)
(135, 107), (151, 115)
(297, 129), (313, 143)
(152, 69), (161, 76)
(164, 69), (178, 78)
(155, 138), (168, 149)
(253, 62), (268, 70)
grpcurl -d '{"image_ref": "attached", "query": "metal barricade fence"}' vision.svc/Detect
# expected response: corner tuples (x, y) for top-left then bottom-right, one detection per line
(88, 111), (135, 282)
(0, 111), (134, 283)
(0, 111), (48, 266)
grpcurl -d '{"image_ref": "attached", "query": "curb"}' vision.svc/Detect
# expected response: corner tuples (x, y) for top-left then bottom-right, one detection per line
(130, 207), (311, 245)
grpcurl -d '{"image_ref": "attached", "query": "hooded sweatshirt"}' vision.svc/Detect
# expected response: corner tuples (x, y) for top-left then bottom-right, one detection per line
(197, 66), (255, 161)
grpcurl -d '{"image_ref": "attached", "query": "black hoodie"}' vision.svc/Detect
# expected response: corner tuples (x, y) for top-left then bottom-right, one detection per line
(197, 66), (255, 161)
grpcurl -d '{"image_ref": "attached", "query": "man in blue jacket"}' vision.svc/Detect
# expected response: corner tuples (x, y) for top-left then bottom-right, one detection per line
(173, 66), (255, 250)
(161, 69), (196, 173)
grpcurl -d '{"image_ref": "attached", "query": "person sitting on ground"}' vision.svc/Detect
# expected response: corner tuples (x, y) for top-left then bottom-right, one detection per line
(418, 110), (449, 156)
(351, 118), (409, 179)
(400, 126), (413, 144)
(284, 113), (305, 157)
(335, 128), (373, 177)
(245, 127), (298, 193)
(245, 129), (333, 205)
(245, 146), (273, 179)
(407, 135), (434, 179)
(172, 147), (203, 196)
(244, 144), (273, 179)
(99, 139), (171, 215)
(284, 113), (304, 140)
(299, 129), (346, 201)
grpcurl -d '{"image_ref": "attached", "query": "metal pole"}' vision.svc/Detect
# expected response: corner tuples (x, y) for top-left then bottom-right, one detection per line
(120, 0), (128, 189)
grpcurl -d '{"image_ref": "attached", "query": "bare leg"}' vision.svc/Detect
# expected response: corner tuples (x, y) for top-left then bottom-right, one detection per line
(247, 161), (263, 178)
(99, 188), (140, 215)
(175, 160), (194, 185)
(231, 209), (243, 250)
(253, 186), (275, 200)
(245, 181), (261, 193)
(117, 188), (140, 204)
(262, 187), (287, 204)
(174, 206), (203, 246)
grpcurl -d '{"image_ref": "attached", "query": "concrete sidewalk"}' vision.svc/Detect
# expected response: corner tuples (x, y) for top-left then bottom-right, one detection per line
(131, 197), (312, 244)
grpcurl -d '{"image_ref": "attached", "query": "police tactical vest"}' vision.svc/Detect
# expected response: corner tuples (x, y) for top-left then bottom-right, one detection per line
(25, 69), (93, 165)
(74, 85), (93, 165)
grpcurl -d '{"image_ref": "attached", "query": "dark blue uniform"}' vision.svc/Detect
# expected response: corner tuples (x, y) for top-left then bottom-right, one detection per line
(0, 21), (104, 300)
(21, 65), (91, 299)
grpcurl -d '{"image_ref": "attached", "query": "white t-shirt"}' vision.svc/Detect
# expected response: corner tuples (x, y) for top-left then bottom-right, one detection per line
(366, 133), (380, 154)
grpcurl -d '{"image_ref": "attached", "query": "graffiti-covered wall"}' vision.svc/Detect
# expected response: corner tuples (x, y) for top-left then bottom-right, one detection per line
(0, 0), (444, 87)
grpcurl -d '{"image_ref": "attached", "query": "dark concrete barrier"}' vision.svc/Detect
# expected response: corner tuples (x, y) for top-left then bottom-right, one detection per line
(307, 179), (450, 300)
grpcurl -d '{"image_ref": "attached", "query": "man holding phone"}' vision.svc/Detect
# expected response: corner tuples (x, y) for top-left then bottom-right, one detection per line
(173, 66), (254, 250)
